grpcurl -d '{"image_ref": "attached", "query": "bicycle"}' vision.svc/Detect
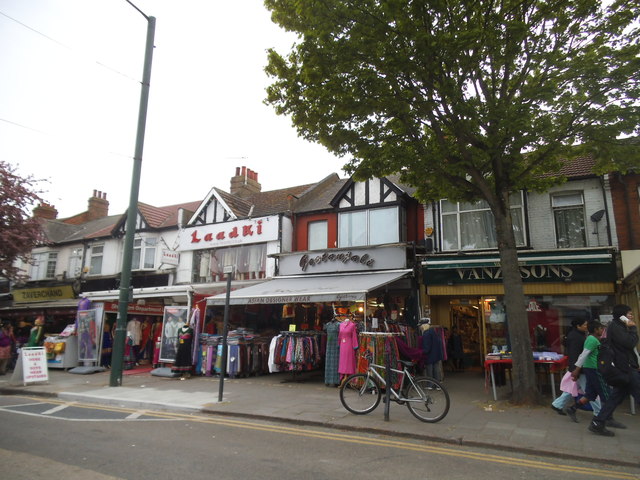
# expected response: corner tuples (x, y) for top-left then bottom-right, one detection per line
(339, 354), (450, 423)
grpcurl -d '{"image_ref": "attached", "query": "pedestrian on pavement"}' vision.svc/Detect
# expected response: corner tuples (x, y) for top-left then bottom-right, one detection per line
(420, 318), (444, 382)
(568, 320), (624, 431)
(551, 318), (589, 416)
(588, 305), (640, 437)
(448, 326), (464, 372)
(0, 323), (14, 375)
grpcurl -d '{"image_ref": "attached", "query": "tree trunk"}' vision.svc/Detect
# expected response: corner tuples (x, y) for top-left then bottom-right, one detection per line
(493, 206), (540, 405)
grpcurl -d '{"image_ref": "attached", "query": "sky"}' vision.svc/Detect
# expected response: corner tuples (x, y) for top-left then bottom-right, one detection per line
(0, 0), (349, 218)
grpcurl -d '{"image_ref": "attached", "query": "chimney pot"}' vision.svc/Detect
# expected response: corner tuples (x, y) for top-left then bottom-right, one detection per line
(235, 167), (240, 176)
(93, 189), (97, 197)
(241, 166), (246, 177)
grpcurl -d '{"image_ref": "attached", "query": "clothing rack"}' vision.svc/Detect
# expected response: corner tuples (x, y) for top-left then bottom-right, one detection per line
(270, 331), (324, 383)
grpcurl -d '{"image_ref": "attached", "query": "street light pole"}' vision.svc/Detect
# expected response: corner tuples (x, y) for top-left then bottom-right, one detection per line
(110, 9), (156, 387)
(217, 266), (234, 401)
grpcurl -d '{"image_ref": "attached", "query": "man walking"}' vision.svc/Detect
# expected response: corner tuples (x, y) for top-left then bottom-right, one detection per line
(589, 305), (640, 436)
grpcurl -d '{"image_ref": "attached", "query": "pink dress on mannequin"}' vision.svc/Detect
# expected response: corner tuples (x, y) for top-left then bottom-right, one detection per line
(338, 320), (359, 375)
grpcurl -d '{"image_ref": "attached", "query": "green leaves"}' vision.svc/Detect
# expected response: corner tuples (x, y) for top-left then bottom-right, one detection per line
(264, 0), (639, 204)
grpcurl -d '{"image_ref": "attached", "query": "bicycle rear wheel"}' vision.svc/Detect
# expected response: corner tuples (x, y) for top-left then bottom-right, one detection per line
(339, 373), (381, 415)
(405, 377), (450, 423)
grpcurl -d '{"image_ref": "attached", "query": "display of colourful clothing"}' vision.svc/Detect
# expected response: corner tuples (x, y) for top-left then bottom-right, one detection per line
(338, 320), (358, 375)
(171, 326), (194, 375)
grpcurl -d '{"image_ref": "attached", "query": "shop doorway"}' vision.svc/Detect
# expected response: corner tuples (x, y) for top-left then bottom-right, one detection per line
(449, 301), (482, 368)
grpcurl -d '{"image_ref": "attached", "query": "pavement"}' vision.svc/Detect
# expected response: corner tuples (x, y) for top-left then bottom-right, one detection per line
(1, 366), (639, 468)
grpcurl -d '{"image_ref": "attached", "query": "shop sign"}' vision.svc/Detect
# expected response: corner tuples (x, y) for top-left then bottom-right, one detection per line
(179, 216), (279, 251)
(22, 347), (49, 384)
(161, 250), (180, 266)
(279, 246), (406, 275)
(13, 285), (75, 303)
(425, 262), (616, 285)
(103, 301), (165, 316)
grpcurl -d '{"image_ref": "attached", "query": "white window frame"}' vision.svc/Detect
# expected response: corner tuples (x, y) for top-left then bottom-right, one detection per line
(552, 192), (586, 248)
(132, 237), (157, 270)
(31, 251), (58, 280)
(440, 192), (526, 251)
(308, 220), (328, 250)
(68, 247), (83, 278)
(89, 244), (104, 275)
(338, 206), (399, 248)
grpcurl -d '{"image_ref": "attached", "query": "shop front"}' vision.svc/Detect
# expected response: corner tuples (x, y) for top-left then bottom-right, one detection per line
(422, 248), (618, 368)
(83, 286), (195, 368)
(204, 245), (421, 379)
(0, 285), (80, 344)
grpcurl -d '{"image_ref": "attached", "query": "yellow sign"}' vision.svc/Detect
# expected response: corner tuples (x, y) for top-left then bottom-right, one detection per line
(289, 324), (297, 332)
(13, 285), (75, 303)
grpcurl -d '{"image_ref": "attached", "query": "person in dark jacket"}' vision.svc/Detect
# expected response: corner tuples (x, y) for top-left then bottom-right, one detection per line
(589, 304), (639, 437)
(550, 318), (590, 416)
(420, 320), (444, 382)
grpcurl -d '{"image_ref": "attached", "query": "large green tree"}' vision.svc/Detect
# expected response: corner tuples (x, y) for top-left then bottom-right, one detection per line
(264, 0), (640, 403)
(0, 161), (43, 282)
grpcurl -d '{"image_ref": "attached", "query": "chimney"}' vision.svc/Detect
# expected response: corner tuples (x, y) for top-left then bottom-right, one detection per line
(87, 190), (109, 220)
(229, 166), (262, 198)
(33, 202), (58, 220)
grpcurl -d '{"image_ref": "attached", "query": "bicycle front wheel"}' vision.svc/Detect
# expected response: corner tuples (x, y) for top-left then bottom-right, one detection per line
(339, 373), (381, 415)
(405, 377), (450, 423)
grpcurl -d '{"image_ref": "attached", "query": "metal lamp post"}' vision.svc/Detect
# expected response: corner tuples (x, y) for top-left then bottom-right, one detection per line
(110, 6), (156, 387)
(217, 265), (234, 401)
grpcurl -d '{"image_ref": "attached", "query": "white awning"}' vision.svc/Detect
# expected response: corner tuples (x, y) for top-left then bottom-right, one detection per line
(206, 270), (412, 306)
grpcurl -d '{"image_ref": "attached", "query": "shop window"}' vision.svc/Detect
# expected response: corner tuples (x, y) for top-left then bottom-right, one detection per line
(308, 220), (328, 250)
(132, 237), (157, 270)
(440, 193), (525, 251)
(338, 207), (399, 248)
(552, 192), (586, 248)
(192, 244), (266, 283)
(89, 244), (104, 275)
(31, 251), (58, 280)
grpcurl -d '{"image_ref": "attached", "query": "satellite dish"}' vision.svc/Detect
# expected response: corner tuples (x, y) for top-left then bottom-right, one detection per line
(590, 209), (605, 222)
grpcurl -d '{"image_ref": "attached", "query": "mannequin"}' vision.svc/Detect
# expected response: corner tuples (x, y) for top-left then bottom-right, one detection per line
(323, 317), (340, 386)
(27, 316), (45, 347)
(338, 316), (359, 378)
(171, 323), (194, 379)
(126, 317), (142, 360)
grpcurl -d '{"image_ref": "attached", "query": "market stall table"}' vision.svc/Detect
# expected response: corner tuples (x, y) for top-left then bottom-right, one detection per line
(484, 355), (568, 401)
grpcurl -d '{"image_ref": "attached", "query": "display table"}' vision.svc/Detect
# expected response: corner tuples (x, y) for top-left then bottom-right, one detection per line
(484, 356), (568, 401)
(44, 335), (79, 370)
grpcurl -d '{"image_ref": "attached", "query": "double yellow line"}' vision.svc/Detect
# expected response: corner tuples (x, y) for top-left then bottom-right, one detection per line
(15, 396), (639, 479)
